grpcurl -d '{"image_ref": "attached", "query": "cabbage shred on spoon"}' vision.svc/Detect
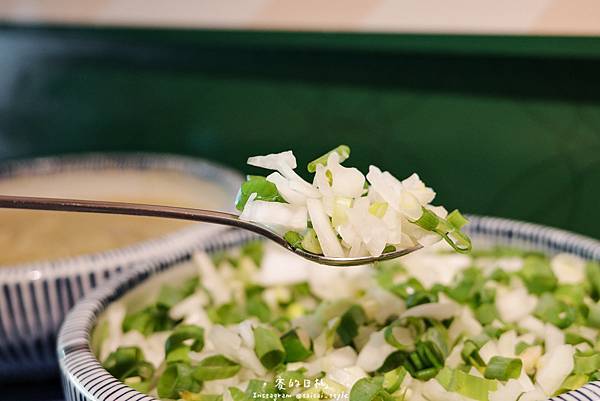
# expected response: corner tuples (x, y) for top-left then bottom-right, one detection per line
(0, 195), (422, 267)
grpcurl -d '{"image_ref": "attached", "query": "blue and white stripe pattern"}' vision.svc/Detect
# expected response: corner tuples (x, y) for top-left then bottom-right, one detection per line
(57, 215), (600, 401)
(0, 153), (243, 378)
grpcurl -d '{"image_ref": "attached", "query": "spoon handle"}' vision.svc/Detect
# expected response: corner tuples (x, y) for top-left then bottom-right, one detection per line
(0, 194), (288, 247)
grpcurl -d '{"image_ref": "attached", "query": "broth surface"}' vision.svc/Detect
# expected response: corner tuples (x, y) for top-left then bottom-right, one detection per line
(0, 169), (231, 266)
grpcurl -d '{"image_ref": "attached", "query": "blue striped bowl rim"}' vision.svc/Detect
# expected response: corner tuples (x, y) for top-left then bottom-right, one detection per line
(0, 152), (243, 378)
(57, 215), (600, 401)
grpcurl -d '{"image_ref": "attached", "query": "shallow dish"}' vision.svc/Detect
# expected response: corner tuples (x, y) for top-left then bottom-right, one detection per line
(0, 152), (243, 378)
(57, 215), (600, 401)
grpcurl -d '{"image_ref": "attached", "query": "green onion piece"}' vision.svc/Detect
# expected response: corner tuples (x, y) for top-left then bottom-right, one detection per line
(208, 303), (246, 325)
(405, 291), (438, 309)
(574, 350), (600, 374)
(193, 355), (241, 381)
(391, 278), (425, 299)
(414, 208), (439, 231)
(413, 207), (472, 253)
(254, 326), (286, 370)
(446, 210), (469, 229)
(245, 287), (272, 322)
(515, 341), (532, 355)
(229, 387), (246, 401)
(415, 367), (439, 381)
(565, 332), (593, 347)
(369, 202), (388, 218)
(534, 293), (576, 329)
(122, 304), (178, 336)
(281, 329), (313, 362)
(336, 305), (367, 346)
(555, 374), (589, 395)
(240, 240), (264, 265)
(555, 284), (586, 306)
(284, 231), (304, 249)
(475, 304), (498, 326)
(301, 228), (323, 254)
(484, 356), (522, 380)
(157, 363), (202, 399)
(103, 346), (154, 383)
(384, 323), (414, 350)
(166, 345), (191, 364)
(166, 325), (205, 355)
(587, 302), (600, 328)
(382, 245), (396, 254)
(383, 366), (408, 393)
(586, 261), (600, 301)
(519, 256), (557, 295)
(349, 376), (388, 401)
(157, 284), (190, 309)
(235, 175), (285, 211)
(307, 145), (351, 173)
(461, 341), (486, 368)
(436, 367), (497, 401)
(421, 325), (449, 360)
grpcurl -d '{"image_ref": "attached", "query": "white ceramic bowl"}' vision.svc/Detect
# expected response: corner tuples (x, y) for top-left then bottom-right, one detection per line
(0, 152), (243, 378)
(57, 215), (600, 401)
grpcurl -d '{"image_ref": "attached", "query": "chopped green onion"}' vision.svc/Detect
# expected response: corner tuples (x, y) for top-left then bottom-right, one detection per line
(555, 284), (586, 306)
(586, 261), (600, 301)
(565, 332), (593, 347)
(157, 363), (201, 400)
(122, 304), (178, 336)
(208, 303), (246, 325)
(103, 346), (154, 383)
(245, 379), (278, 399)
(336, 305), (367, 346)
(587, 302), (600, 328)
(574, 350), (600, 375)
(281, 329), (313, 362)
(461, 340), (486, 368)
(349, 376), (388, 401)
(193, 355), (241, 381)
(519, 256), (557, 295)
(436, 367), (497, 401)
(284, 231), (304, 249)
(253, 326), (286, 370)
(534, 293), (576, 329)
(165, 325), (205, 357)
(515, 341), (532, 355)
(405, 291), (438, 309)
(241, 241), (265, 266)
(414, 208), (439, 231)
(229, 387), (246, 401)
(307, 145), (351, 173)
(369, 202), (388, 218)
(555, 374), (589, 395)
(384, 323), (414, 350)
(391, 278), (425, 299)
(446, 210), (469, 229)
(235, 175), (285, 211)
(483, 356), (522, 380)
(475, 303), (498, 325)
(301, 228), (323, 254)
(382, 245), (396, 253)
(382, 366), (408, 393)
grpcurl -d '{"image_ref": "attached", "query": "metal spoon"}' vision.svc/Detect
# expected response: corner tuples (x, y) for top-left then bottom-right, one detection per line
(0, 195), (422, 267)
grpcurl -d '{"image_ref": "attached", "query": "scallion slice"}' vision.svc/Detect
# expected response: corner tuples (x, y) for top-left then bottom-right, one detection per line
(307, 145), (351, 173)
(253, 326), (286, 370)
(193, 355), (241, 381)
(483, 356), (522, 380)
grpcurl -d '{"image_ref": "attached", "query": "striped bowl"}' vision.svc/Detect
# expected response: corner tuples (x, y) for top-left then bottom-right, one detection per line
(57, 215), (600, 401)
(0, 152), (243, 378)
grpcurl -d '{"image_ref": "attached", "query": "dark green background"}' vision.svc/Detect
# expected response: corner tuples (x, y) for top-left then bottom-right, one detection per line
(0, 25), (599, 239)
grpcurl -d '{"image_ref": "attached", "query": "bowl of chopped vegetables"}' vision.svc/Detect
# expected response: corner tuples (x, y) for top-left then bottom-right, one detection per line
(57, 219), (600, 401)
(57, 147), (600, 401)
